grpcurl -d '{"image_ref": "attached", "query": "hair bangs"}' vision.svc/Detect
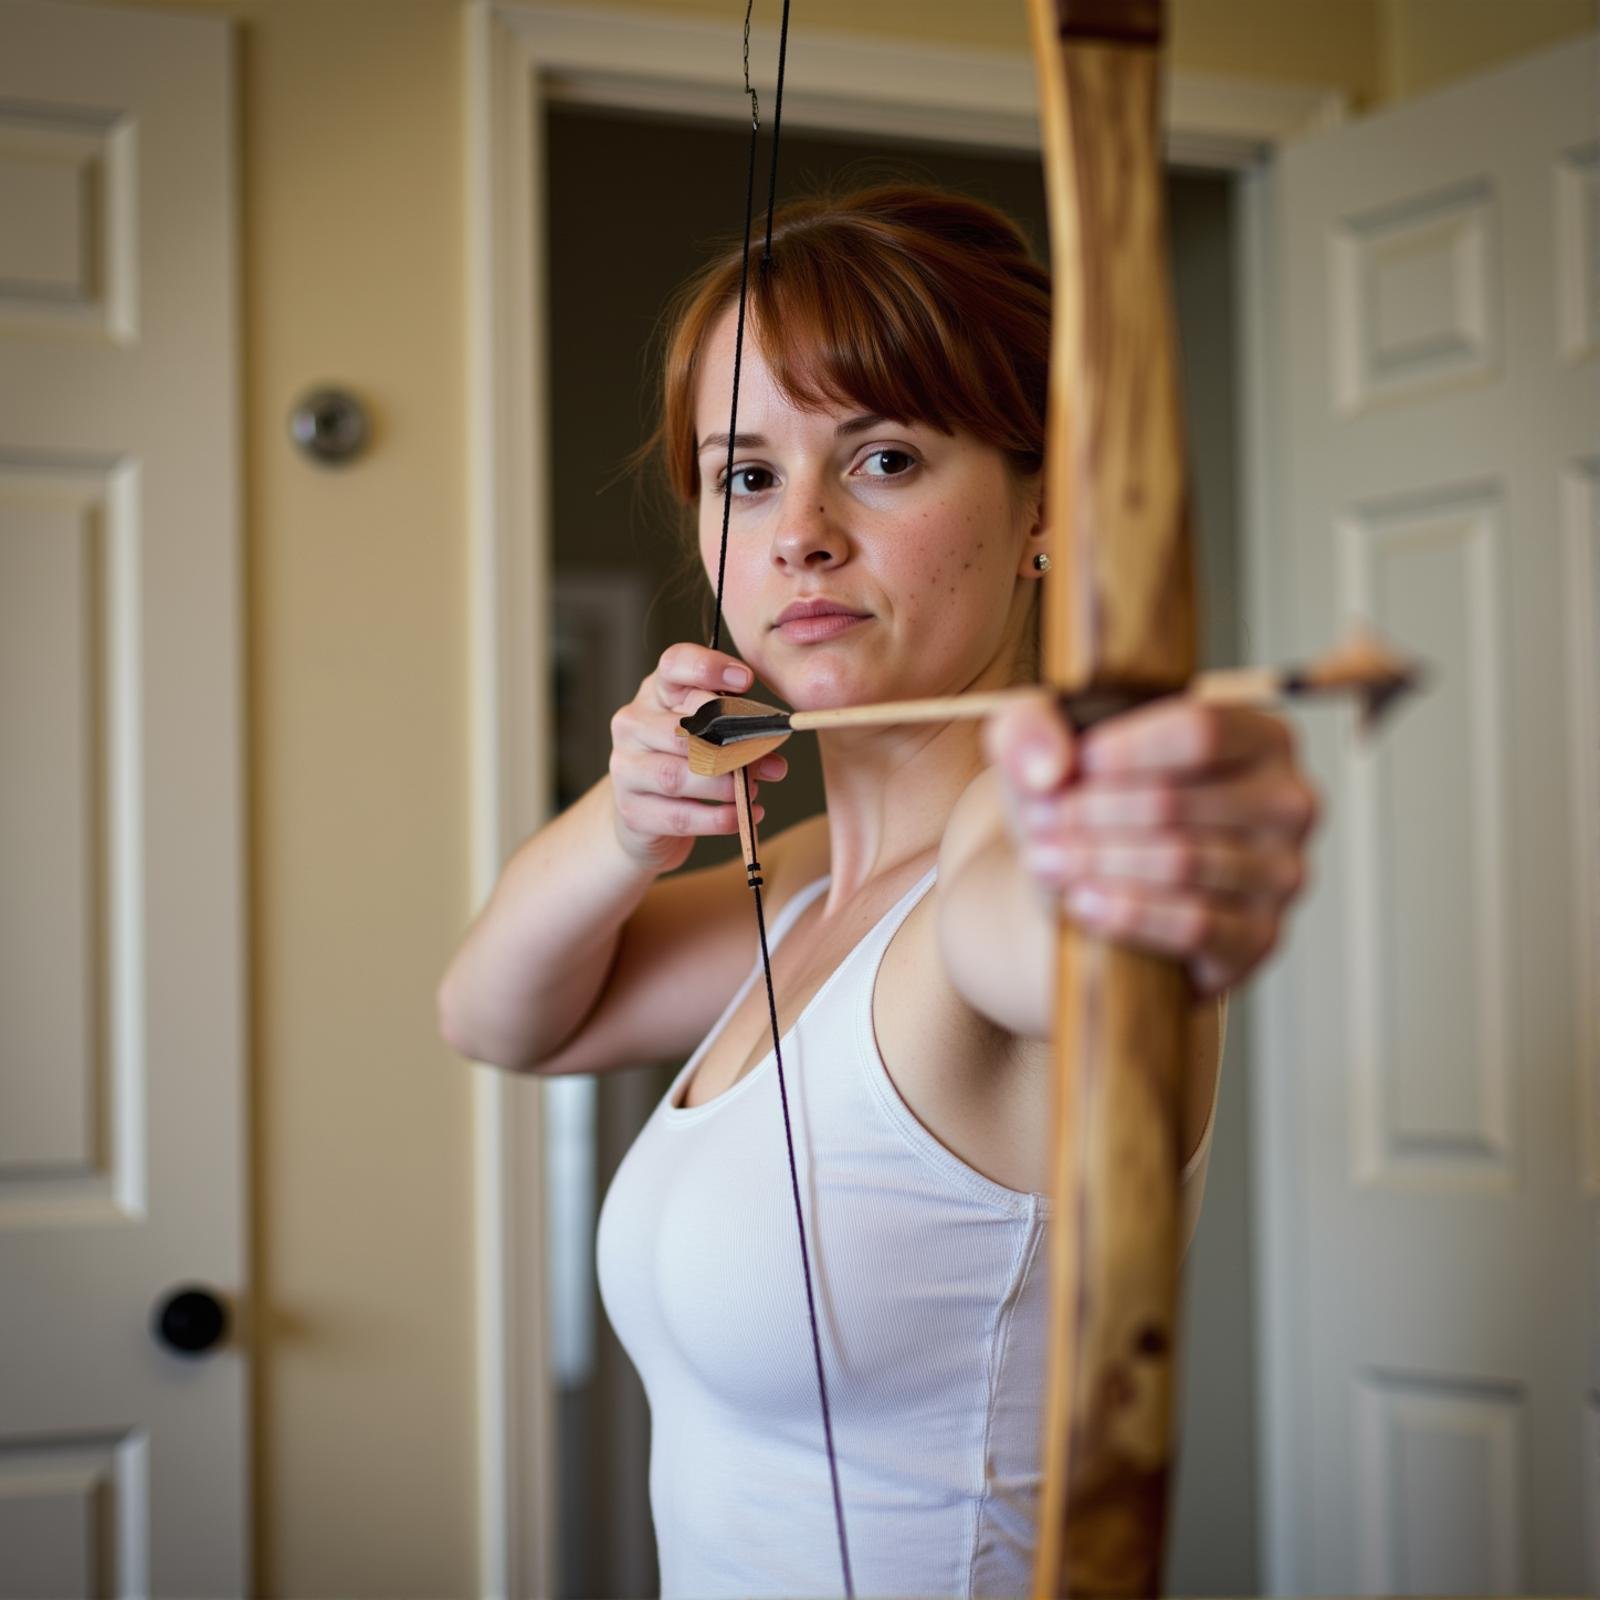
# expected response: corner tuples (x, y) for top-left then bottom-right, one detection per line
(746, 243), (963, 442)
(650, 184), (1051, 507)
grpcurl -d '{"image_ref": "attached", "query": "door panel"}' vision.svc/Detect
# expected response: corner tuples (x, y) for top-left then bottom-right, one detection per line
(1266, 34), (1599, 1594)
(0, 2), (247, 1594)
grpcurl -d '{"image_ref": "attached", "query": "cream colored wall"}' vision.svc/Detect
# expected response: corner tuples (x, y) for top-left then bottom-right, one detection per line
(616, 0), (1390, 100)
(101, 1), (476, 1595)
(615, 0), (1597, 107)
(228, 6), (477, 1591)
(1380, 0), (1598, 98)
(95, 0), (1598, 1595)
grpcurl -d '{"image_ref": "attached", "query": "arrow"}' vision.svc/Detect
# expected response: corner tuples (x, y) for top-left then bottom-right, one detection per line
(679, 624), (1424, 777)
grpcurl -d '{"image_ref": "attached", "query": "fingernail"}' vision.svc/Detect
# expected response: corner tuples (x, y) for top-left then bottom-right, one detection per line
(1021, 743), (1060, 792)
(1068, 886), (1107, 919)
(1025, 844), (1067, 882)
(723, 665), (751, 688)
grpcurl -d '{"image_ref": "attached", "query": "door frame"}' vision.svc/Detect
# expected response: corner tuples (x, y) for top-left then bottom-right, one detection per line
(463, 3), (1334, 1591)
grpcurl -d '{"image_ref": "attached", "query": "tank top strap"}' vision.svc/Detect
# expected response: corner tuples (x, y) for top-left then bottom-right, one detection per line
(854, 862), (940, 972)
(665, 874), (831, 1101)
(695, 863), (933, 1073)
(767, 860), (941, 1000)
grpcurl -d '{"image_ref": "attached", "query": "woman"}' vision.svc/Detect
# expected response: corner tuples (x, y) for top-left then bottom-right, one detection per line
(437, 185), (1318, 1596)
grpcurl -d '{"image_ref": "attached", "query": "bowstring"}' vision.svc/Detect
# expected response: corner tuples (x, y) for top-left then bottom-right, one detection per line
(711, 5), (854, 1596)
(707, 0), (761, 657)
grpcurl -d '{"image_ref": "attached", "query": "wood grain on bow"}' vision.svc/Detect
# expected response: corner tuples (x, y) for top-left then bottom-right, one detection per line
(1026, 1), (1197, 1594)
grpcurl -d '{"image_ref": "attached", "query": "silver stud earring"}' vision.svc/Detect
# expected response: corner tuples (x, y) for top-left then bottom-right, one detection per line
(1033, 552), (1051, 573)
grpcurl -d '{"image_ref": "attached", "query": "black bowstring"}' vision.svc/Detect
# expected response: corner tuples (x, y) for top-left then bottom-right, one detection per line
(707, 0), (761, 658)
(712, 5), (854, 1596)
(760, 0), (791, 268)
(741, 769), (854, 1598)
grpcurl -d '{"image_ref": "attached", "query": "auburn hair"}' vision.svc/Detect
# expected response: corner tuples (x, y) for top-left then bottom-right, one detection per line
(650, 183), (1051, 505)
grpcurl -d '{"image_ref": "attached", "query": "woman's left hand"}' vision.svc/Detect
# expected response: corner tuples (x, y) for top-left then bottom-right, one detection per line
(984, 696), (1321, 997)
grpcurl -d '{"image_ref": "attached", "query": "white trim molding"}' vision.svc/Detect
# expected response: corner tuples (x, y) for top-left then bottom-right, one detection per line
(463, 4), (1330, 1591)
(465, 5), (555, 1597)
(1234, 161), (1310, 1597)
(504, 3), (1346, 166)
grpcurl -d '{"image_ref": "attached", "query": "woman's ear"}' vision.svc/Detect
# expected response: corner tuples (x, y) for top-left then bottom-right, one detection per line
(1016, 477), (1049, 579)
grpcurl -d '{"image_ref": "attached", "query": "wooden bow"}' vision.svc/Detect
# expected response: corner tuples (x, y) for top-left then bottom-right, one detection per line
(698, 1), (1236, 1589)
(697, 5), (1420, 1587)
(1026, 1), (1195, 1592)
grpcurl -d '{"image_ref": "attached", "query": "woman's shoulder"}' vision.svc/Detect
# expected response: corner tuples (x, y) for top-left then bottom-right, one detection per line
(938, 765), (1007, 881)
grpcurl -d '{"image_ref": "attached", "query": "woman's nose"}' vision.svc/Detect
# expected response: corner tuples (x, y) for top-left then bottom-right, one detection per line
(771, 495), (847, 569)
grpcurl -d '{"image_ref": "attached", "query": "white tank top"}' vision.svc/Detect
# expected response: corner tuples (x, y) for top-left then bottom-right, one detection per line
(596, 866), (1216, 1598)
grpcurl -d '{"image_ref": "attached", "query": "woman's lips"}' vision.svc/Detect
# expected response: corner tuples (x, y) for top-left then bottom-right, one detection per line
(773, 604), (870, 644)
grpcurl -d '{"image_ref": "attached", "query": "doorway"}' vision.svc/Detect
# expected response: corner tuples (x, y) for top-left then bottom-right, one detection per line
(541, 101), (1258, 1597)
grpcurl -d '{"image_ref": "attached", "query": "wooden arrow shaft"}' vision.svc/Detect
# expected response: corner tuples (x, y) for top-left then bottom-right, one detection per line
(786, 653), (1404, 731)
(789, 689), (1042, 731)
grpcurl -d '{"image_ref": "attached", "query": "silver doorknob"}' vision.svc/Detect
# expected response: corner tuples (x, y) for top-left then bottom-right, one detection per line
(288, 386), (369, 465)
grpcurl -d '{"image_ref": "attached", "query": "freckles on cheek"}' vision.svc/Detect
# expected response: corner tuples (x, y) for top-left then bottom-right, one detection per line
(926, 505), (988, 599)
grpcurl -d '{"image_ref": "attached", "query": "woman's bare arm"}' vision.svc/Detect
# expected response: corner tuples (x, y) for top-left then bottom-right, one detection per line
(437, 774), (690, 1071)
(490, 808), (824, 1077)
(436, 770), (823, 1075)
(935, 766), (1223, 1167)
(438, 641), (808, 1074)
(935, 766), (1054, 1036)
(950, 690), (1319, 1163)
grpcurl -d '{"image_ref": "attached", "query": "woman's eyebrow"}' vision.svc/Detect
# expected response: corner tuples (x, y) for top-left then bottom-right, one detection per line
(698, 430), (764, 457)
(697, 414), (891, 457)
(833, 412), (889, 438)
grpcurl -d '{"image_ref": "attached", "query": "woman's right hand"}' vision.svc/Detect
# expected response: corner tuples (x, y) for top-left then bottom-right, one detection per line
(608, 644), (789, 872)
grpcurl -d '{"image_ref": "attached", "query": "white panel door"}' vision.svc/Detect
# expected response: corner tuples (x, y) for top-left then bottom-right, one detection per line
(0, 2), (248, 1596)
(1262, 33), (1599, 1596)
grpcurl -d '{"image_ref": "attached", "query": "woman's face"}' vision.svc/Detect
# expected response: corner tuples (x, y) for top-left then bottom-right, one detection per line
(692, 308), (1046, 711)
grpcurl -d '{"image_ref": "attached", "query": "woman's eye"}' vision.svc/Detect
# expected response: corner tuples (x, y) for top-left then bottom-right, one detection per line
(859, 448), (916, 479)
(721, 465), (775, 497)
